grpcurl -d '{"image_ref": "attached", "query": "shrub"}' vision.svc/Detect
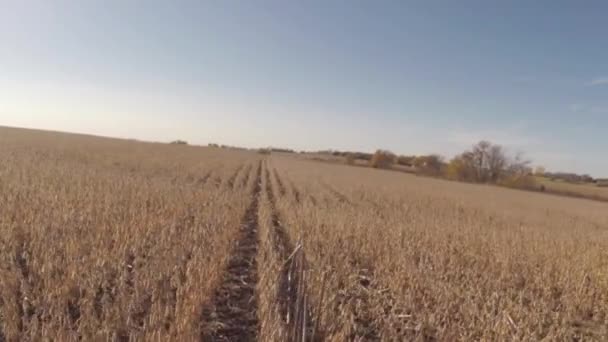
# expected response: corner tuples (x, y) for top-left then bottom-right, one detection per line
(498, 175), (538, 190)
(370, 150), (395, 169)
(397, 155), (415, 166)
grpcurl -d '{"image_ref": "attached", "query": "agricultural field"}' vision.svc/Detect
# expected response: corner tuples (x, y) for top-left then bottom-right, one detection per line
(1, 126), (608, 341)
(535, 176), (608, 202)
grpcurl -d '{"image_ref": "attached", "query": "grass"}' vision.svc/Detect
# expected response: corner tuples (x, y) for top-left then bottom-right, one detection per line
(1, 126), (607, 341)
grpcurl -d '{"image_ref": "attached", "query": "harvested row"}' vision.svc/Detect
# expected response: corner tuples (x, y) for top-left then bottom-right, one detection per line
(238, 163), (254, 190)
(320, 181), (353, 206)
(200, 162), (262, 341)
(256, 162), (289, 341)
(266, 162), (320, 341)
(198, 170), (214, 188)
(225, 164), (245, 190)
(277, 170), (302, 205)
(272, 167), (287, 197)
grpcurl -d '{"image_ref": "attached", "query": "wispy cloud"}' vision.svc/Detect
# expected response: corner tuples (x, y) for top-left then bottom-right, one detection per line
(587, 77), (608, 86)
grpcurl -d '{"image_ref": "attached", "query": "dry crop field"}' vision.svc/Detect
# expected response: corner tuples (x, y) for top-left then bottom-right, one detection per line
(535, 177), (608, 202)
(1, 126), (607, 341)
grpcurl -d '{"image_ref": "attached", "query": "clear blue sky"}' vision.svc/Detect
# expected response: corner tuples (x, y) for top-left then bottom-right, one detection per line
(1, 1), (607, 176)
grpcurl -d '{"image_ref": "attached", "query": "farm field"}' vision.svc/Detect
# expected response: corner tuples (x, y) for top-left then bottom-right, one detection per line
(535, 176), (608, 202)
(1, 126), (608, 341)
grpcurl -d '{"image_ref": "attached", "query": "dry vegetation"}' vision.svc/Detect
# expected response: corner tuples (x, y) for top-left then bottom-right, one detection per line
(1, 126), (608, 341)
(536, 177), (608, 202)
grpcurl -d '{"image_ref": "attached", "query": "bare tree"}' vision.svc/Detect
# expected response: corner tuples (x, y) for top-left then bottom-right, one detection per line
(471, 141), (492, 182)
(487, 144), (507, 182)
(447, 141), (531, 186)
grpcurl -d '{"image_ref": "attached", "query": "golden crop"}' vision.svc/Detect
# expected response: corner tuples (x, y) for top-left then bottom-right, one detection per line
(1, 127), (607, 341)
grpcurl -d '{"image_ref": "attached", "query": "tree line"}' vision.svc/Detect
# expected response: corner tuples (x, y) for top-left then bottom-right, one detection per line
(338, 141), (539, 190)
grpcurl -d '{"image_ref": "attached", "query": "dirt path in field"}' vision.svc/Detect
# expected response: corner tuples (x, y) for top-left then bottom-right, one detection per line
(200, 162), (261, 341)
(266, 164), (319, 341)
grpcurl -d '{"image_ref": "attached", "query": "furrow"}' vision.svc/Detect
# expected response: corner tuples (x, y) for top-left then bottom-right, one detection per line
(200, 162), (262, 341)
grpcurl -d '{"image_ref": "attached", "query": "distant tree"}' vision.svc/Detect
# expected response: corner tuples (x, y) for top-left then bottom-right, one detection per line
(470, 140), (492, 182)
(414, 155), (445, 175)
(447, 141), (535, 188)
(170, 140), (188, 145)
(370, 150), (395, 169)
(446, 152), (476, 181)
(396, 155), (416, 167)
(534, 166), (546, 176)
(270, 147), (295, 153)
(487, 144), (508, 182)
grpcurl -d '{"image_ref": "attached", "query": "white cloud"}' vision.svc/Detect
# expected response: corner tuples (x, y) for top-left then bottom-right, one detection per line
(587, 77), (608, 86)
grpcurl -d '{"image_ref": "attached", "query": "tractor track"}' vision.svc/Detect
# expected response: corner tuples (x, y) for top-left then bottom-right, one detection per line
(200, 162), (262, 341)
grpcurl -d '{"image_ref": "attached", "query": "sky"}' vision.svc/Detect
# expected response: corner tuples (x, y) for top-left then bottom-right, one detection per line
(1, 1), (607, 176)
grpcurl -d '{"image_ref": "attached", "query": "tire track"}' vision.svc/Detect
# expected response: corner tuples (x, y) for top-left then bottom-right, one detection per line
(200, 162), (261, 341)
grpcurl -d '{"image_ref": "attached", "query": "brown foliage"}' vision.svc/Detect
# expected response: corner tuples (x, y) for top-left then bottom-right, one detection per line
(369, 150), (395, 169)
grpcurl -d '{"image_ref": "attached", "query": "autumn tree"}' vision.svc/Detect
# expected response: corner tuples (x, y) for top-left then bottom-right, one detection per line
(447, 141), (535, 188)
(414, 155), (445, 175)
(370, 150), (396, 169)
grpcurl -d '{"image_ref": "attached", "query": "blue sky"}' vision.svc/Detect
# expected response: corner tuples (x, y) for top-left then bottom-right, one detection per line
(1, 1), (607, 176)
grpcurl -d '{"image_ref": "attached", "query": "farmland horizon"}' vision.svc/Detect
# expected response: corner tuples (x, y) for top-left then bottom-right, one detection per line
(2, 123), (605, 181)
